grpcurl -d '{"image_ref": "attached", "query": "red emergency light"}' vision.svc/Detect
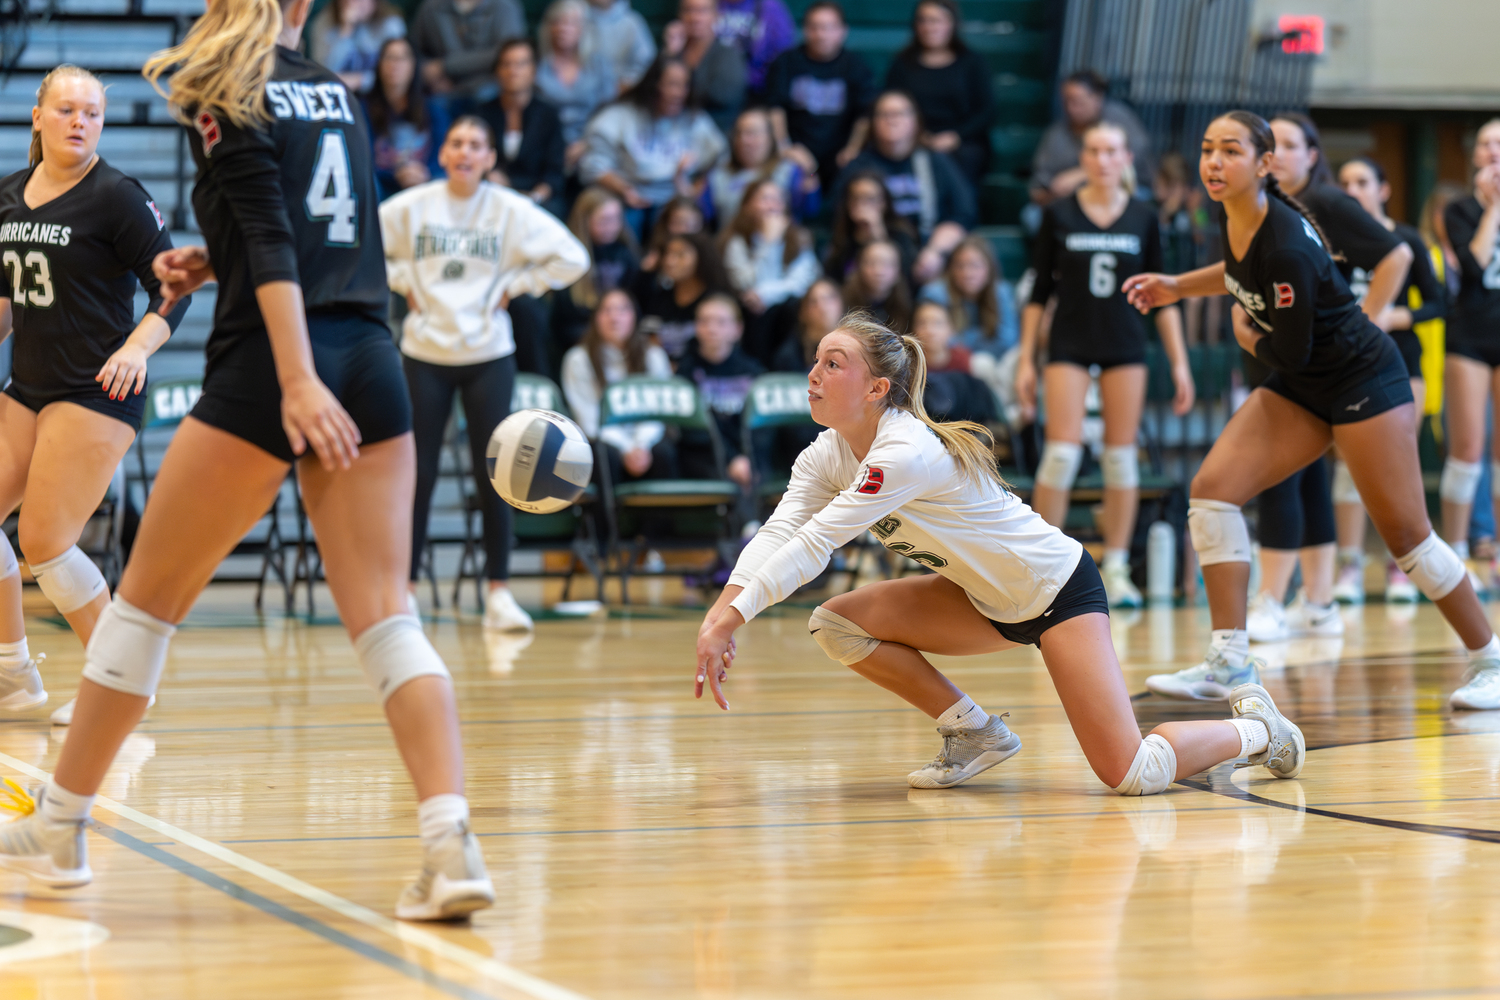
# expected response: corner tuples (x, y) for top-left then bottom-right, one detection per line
(1279, 14), (1325, 55)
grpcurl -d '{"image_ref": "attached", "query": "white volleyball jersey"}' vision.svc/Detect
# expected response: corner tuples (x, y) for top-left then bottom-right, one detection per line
(728, 408), (1083, 624)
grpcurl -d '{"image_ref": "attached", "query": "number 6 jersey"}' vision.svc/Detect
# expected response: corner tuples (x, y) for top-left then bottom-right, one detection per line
(186, 45), (387, 368)
(1029, 193), (1162, 368)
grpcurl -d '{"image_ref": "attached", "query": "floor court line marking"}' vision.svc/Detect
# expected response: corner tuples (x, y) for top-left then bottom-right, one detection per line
(0, 751), (591, 1000)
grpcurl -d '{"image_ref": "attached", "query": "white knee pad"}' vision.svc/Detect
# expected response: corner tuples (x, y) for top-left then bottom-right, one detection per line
(1395, 532), (1466, 602)
(1035, 440), (1083, 491)
(31, 545), (106, 614)
(1187, 499), (1251, 566)
(81, 596), (176, 697)
(1440, 458), (1483, 505)
(1113, 733), (1177, 796)
(808, 606), (880, 666)
(354, 614), (451, 705)
(0, 534), (17, 581)
(1331, 460), (1362, 505)
(1101, 444), (1139, 490)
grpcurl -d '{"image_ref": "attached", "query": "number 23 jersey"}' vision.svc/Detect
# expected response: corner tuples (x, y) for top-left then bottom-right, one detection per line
(1029, 193), (1162, 366)
(186, 46), (387, 368)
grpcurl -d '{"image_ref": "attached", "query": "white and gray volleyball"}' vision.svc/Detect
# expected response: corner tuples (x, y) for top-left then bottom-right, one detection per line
(487, 409), (593, 514)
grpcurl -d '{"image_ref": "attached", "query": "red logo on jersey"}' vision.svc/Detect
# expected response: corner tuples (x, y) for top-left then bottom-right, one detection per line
(146, 200), (165, 231)
(194, 111), (221, 156)
(1274, 282), (1295, 308)
(856, 467), (884, 494)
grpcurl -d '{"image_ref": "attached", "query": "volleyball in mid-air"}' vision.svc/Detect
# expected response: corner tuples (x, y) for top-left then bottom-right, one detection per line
(487, 409), (593, 514)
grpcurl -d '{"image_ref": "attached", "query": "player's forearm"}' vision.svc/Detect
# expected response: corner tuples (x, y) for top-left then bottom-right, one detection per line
(1018, 303), (1045, 362)
(255, 281), (321, 388)
(1361, 243), (1413, 320)
(1156, 305), (1188, 368)
(1471, 203), (1500, 269)
(1172, 262), (1228, 299)
(703, 585), (744, 629)
(124, 312), (172, 357)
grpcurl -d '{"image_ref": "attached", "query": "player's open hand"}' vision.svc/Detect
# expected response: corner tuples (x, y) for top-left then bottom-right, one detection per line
(695, 612), (742, 711)
(281, 377), (362, 471)
(97, 341), (150, 399)
(153, 245), (214, 316)
(1122, 272), (1181, 313)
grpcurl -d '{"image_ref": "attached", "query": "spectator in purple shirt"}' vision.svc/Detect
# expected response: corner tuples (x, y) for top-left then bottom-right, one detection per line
(714, 0), (796, 97)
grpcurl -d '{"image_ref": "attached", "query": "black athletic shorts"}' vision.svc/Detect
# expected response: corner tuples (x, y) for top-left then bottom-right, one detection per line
(1446, 329), (1500, 368)
(1046, 331), (1147, 371)
(3, 379), (144, 429)
(1390, 330), (1422, 379)
(190, 311), (412, 464)
(990, 551), (1109, 647)
(1261, 335), (1414, 425)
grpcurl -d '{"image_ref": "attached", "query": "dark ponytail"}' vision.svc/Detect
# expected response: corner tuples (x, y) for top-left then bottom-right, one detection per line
(1220, 109), (1342, 261)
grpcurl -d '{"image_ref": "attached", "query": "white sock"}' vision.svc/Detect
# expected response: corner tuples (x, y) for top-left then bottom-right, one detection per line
(936, 694), (988, 730)
(1210, 628), (1249, 669)
(1227, 718), (1269, 757)
(1103, 548), (1129, 570)
(1338, 546), (1364, 565)
(1454, 540), (1471, 561)
(0, 638), (27, 671)
(417, 793), (469, 847)
(1467, 634), (1500, 664)
(41, 780), (94, 826)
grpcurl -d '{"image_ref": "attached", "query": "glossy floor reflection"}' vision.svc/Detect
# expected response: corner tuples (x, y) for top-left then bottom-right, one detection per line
(0, 585), (1498, 998)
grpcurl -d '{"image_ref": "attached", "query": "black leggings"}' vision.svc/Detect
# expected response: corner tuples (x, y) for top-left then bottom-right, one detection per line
(1257, 455), (1335, 552)
(405, 353), (515, 581)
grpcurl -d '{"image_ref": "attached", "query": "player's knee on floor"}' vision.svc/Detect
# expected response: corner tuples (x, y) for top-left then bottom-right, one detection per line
(81, 596), (176, 697)
(1101, 444), (1139, 490)
(355, 614), (451, 705)
(31, 545), (106, 614)
(1440, 458), (1482, 505)
(808, 606), (880, 666)
(1035, 441), (1083, 492)
(1113, 734), (1177, 796)
(1187, 499), (1251, 565)
(1331, 461), (1362, 505)
(1395, 532), (1466, 602)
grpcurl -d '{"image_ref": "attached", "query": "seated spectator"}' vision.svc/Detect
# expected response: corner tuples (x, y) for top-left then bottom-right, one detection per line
(411, 0), (525, 102)
(714, 0), (795, 98)
(580, 57), (728, 240)
(553, 187), (642, 359)
(585, 0), (656, 90)
(640, 195), (705, 271)
(677, 294), (764, 489)
(561, 288), (677, 483)
(476, 39), (565, 212)
(765, 1), (876, 193)
(884, 0), (993, 189)
(917, 234), (1019, 356)
(1030, 70), (1152, 208)
(912, 301), (999, 424)
(823, 170), (919, 281)
(308, 0), (406, 94)
(662, 0), (746, 136)
(702, 107), (819, 229)
(722, 179), (819, 315)
(911, 300), (971, 373)
(838, 90), (975, 284)
(773, 277), (844, 372)
(842, 239), (911, 332)
(636, 231), (728, 361)
(1152, 151), (1209, 275)
(365, 38), (447, 200)
(537, 0), (618, 174)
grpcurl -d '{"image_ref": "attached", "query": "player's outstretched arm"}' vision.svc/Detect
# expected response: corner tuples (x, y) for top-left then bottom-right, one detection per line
(256, 281), (362, 471)
(1123, 261), (1226, 312)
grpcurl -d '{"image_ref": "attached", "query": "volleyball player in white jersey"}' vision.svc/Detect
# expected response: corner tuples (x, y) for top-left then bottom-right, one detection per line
(693, 314), (1305, 796)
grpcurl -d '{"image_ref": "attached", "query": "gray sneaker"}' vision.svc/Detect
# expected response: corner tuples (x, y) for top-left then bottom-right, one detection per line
(0, 797), (90, 888)
(1229, 683), (1305, 779)
(907, 713), (1023, 789)
(1146, 650), (1261, 702)
(0, 655), (46, 712)
(396, 821), (495, 921)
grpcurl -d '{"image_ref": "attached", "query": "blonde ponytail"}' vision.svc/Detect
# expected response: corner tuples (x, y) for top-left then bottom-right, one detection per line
(142, 0), (282, 127)
(838, 312), (1007, 490)
(29, 65), (105, 168)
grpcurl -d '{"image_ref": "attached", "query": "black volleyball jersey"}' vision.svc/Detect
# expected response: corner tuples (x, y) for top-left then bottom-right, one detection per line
(1030, 194), (1162, 342)
(0, 158), (187, 396)
(1221, 195), (1383, 381)
(1444, 196), (1500, 340)
(1295, 184), (1402, 294)
(186, 46), (387, 368)
(1389, 221), (1445, 331)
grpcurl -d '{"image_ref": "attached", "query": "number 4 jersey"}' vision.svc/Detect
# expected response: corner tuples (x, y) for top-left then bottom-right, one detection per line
(186, 46), (386, 368)
(1029, 193), (1162, 368)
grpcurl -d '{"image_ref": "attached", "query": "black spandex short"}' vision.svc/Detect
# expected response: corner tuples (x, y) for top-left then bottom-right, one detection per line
(1261, 335), (1413, 425)
(1445, 330), (1500, 368)
(1390, 330), (1422, 379)
(190, 311), (412, 463)
(3, 380), (144, 429)
(990, 552), (1109, 647)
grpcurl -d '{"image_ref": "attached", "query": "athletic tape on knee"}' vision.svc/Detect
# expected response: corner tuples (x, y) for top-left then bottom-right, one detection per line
(1440, 458), (1483, 505)
(30, 545), (106, 614)
(1113, 733), (1177, 796)
(354, 614), (451, 705)
(0, 535), (17, 581)
(808, 606), (880, 666)
(81, 595), (176, 697)
(1035, 440), (1083, 491)
(1395, 532), (1466, 602)
(1187, 499), (1251, 566)
(1101, 444), (1139, 490)
(1331, 461), (1362, 505)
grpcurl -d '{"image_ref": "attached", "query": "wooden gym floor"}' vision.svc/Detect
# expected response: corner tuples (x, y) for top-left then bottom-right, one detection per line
(0, 579), (1498, 999)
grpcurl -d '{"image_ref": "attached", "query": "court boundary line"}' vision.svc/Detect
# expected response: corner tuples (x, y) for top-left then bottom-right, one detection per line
(0, 751), (591, 1000)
